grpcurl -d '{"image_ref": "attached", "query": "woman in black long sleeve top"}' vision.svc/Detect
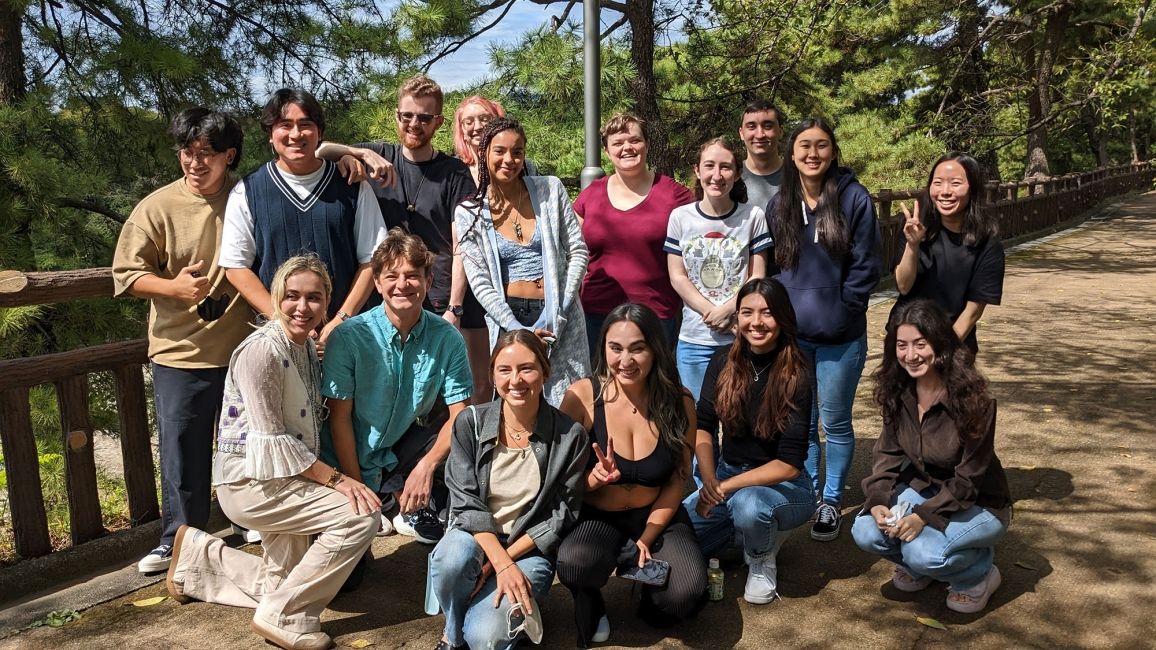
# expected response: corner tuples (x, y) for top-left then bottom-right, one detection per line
(683, 277), (817, 605)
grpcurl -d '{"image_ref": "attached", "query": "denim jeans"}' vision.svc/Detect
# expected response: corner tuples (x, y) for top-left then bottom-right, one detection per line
(684, 460), (817, 558)
(508, 297), (545, 328)
(799, 334), (868, 505)
(585, 312), (678, 360)
(430, 528), (555, 650)
(850, 485), (1009, 591)
(677, 340), (723, 487)
(153, 363), (228, 546)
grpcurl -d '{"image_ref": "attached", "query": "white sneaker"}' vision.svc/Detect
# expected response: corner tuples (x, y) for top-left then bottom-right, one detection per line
(376, 515), (394, 537)
(744, 554), (779, 604)
(591, 614), (610, 643)
(232, 524), (262, 544)
(138, 544), (172, 573)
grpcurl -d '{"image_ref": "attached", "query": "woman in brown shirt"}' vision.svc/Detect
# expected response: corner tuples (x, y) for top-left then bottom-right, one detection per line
(852, 299), (1011, 614)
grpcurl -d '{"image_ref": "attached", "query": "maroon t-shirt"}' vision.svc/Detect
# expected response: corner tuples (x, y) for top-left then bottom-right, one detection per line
(575, 174), (695, 319)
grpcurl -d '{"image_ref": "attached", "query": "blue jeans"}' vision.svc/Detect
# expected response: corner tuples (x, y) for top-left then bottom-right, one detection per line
(677, 340), (723, 487)
(430, 528), (555, 650)
(153, 363), (228, 546)
(851, 485), (1009, 591)
(585, 312), (677, 360)
(799, 334), (867, 505)
(684, 460), (817, 558)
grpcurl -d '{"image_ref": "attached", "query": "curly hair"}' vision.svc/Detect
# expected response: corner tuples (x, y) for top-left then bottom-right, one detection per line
(872, 299), (992, 440)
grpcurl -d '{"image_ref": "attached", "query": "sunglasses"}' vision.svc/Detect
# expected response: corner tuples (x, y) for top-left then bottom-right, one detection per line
(396, 111), (439, 125)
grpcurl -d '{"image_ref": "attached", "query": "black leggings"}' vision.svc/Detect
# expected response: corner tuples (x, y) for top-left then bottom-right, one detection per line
(556, 503), (707, 647)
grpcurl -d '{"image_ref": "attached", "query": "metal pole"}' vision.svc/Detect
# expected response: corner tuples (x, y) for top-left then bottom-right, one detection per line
(580, 0), (605, 189)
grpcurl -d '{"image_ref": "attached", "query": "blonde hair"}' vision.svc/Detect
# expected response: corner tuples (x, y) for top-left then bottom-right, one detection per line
(399, 74), (444, 113)
(270, 255), (332, 323)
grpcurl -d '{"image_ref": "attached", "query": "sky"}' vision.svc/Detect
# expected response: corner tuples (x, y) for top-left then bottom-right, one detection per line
(426, 3), (570, 90)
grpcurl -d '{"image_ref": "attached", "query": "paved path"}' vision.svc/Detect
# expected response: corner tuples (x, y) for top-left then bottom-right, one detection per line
(3, 194), (1155, 649)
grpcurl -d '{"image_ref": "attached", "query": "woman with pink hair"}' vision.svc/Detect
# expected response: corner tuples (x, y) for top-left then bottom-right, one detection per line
(453, 95), (540, 185)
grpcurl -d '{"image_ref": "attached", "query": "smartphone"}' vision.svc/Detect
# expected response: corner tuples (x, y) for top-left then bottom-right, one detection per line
(617, 558), (671, 587)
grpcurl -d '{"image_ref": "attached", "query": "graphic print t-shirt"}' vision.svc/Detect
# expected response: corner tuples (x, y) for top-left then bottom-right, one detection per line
(665, 202), (771, 346)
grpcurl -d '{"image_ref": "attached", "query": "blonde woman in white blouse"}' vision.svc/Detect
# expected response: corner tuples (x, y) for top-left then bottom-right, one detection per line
(164, 255), (381, 650)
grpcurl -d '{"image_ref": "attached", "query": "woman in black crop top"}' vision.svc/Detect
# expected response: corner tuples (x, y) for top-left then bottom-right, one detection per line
(683, 277), (817, 605)
(557, 303), (705, 647)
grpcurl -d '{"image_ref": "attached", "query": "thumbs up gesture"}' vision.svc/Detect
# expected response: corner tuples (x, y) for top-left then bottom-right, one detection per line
(172, 260), (210, 305)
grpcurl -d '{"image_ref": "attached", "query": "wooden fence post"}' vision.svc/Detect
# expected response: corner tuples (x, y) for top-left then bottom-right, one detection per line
(112, 364), (159, 525)
(55, 375), (105, 545)
(0, 388), (52, 558)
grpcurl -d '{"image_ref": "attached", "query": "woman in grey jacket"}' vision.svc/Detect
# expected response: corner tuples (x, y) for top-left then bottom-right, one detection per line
(430, 330), (589, 650)
(453, 117), (590, 406)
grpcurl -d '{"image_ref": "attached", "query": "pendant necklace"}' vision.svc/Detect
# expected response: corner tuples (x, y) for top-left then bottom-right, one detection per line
(398, 149), (431, 213)
(751, 358), (775, 382)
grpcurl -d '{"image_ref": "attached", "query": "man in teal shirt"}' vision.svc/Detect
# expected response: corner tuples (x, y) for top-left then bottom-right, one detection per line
(322, 228), (472, 544)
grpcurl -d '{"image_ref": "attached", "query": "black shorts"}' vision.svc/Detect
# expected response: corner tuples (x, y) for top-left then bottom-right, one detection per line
(461, 287), (487, 329)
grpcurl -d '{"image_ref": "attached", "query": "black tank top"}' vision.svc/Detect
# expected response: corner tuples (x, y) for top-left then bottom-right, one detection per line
(588, 399), (677, 488)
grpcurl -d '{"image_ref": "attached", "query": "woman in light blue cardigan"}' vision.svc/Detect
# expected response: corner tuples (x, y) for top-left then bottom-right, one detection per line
(454, 117), (590, 406)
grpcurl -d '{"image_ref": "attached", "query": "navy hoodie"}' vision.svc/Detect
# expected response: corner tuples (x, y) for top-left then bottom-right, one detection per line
(766, 168), (882, 344)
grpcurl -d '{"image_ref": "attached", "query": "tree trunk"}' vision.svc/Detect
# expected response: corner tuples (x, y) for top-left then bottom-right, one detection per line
(1022, 2), (1073, 180)
(1081, 104), (1108, 167)
(1129, 107), (1141, 164)
(0, 0), (25, 104)
(623, 0), (673, 174)
(950, 0), (1001, 180)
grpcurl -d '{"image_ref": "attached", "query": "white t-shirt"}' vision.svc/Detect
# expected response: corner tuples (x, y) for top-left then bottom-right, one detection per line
(219, 162), (385, 269)
(664, 202), (771, 346)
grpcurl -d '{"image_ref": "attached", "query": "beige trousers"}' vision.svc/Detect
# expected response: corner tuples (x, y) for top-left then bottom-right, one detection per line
(178, 475), (379, 633)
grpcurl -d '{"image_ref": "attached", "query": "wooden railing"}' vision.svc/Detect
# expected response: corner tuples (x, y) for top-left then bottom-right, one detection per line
(0, 161), (1152, 562)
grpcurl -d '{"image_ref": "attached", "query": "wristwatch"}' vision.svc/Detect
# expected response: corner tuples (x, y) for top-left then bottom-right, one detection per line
(446, 304), (464, 318)
(335, 310), (352, 321)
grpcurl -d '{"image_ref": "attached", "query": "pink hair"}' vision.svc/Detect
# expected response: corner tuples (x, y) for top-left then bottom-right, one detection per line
(453, 96), (506, 165)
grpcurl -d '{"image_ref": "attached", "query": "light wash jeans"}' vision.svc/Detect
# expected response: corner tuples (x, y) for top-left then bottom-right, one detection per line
(850, 484), (1009, 591)
(684, 460), (817, 558)
(799, 334), (868, 505)
(430, 528), (555, 650)
(678, 340), (724, 488)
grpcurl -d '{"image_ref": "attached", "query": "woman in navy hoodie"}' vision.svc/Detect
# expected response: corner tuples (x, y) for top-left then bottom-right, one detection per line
(765, 118), (881, 543)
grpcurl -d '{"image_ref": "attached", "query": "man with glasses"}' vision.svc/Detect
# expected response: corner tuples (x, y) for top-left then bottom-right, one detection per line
(113, 108), (253, 573)
(318, 74), (476, 318)
(220, 88), (387, 348)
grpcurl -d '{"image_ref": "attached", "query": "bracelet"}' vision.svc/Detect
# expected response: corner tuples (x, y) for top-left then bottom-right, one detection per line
(336, 310), (352, 321)
(324, 468), (344, 488)
(496, 563), (515, 575)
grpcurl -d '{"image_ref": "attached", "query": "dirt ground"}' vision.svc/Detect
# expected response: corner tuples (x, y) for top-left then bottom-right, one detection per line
(3, 194), (1154, 649)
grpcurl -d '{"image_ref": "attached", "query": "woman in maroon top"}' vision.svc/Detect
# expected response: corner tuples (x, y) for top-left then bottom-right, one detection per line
(574, 112), (695, 354)
(852, 299), (1011, 614)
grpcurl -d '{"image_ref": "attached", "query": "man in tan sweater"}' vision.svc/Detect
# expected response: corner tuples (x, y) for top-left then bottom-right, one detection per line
(112, 108), (253, 573)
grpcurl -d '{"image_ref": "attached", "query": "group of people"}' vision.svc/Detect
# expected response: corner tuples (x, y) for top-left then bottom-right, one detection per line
(110, 74), (1013, 650)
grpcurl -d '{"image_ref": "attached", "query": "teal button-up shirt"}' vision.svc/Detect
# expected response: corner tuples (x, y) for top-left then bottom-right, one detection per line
(320, 307), (471, 491)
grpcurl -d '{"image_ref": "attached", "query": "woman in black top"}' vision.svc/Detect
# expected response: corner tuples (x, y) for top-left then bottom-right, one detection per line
(684, 277), (816, 605)
(852, 299), (1010, 614)
(557, 303), (705, 647)
(892, 152), (1005, 354)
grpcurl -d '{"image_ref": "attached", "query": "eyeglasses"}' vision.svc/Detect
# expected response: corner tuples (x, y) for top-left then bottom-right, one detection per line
(177, 148), (224, 163)
(396, 111), (439, 125)
(461, 114), (493, 128)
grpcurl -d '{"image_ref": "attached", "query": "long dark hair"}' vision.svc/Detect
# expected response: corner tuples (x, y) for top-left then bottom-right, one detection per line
(692, 136), (748, 204)
(715, 278), (808, 439)
(592, 303), (689, 456)
(919, 152), (998, 247)
(458, 116), (528, 258)
(872, 299), (992, 440)
(774, 117), (849, 269)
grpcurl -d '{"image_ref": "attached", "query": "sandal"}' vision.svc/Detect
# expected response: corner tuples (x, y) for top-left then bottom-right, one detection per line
(891, 565), (933, 592)
(946, 565), (1002, 613)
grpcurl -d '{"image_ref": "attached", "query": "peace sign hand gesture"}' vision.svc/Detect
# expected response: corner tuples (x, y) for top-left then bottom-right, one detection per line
(900, 199), (926, 246)
(589, 439), (621, 488)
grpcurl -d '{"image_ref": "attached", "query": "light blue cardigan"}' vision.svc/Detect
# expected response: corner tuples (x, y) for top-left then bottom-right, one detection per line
(454, 175), (591, 406)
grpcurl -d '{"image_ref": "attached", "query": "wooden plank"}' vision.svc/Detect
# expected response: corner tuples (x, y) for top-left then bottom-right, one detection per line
(0, 268), (113, 308)
(55, 376), (105, 545)
(0, 339), (148, 391)
(0, 388), (51, 558)
(112, 364), (159, 525)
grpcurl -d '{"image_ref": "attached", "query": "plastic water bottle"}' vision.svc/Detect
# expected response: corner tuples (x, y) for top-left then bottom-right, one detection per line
(707, 558), (724, 601)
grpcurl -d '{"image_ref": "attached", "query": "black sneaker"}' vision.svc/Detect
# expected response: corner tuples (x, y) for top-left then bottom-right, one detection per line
(393, 508), (444, 544)
(810, 502), (842, 541)
(138, 544), (173, 573)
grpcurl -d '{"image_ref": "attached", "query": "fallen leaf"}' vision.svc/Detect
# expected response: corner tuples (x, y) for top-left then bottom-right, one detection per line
(1020, 465), (1037, 470)
(1122, 454), (1133, 458)
(1013, 561), (1038, 571)
(917, 616), (947, 630)
(349, 640), (374, 649)
(1042, 407), (1053, 412)
(132, 596), (168, 607)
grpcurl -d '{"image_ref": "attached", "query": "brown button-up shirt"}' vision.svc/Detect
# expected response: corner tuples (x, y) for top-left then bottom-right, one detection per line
(862, 388), (1011, 531)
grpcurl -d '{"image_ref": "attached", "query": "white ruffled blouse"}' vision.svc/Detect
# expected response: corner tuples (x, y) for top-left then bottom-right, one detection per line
(212, 321), (323, 485)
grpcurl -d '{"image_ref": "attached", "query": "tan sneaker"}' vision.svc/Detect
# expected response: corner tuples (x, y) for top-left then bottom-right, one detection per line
(250, 616), (332, 650)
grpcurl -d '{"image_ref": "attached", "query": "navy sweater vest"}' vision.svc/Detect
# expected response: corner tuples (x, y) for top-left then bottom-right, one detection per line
(244, 161), (376, 317)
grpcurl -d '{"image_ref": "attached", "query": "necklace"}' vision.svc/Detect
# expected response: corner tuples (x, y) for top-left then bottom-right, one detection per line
(490, 190), (531, 242)
(397, 148), (432, 213)
(751, 358), (775, 382)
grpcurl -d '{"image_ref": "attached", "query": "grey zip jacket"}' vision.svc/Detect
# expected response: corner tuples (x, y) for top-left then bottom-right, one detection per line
(445, 399), (589, 556)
